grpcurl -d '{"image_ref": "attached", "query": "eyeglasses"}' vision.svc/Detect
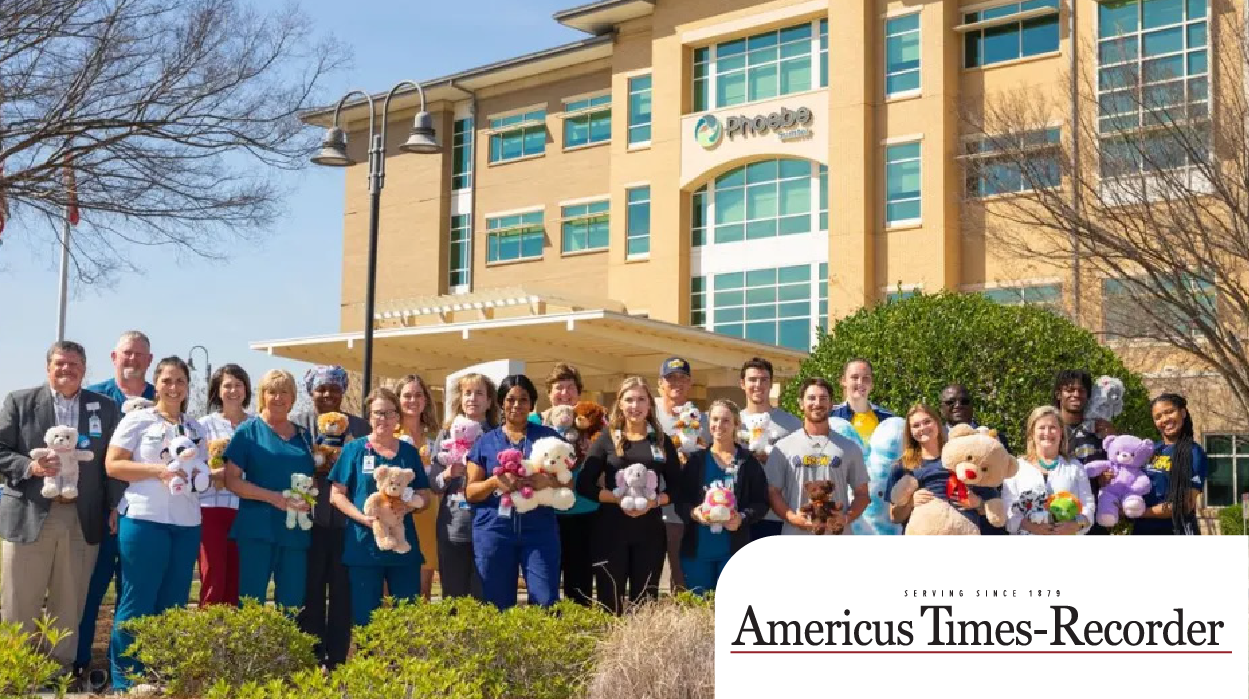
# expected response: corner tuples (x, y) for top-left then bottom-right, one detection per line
(943, 397), (972, 407)
(370, 410), (399, 419)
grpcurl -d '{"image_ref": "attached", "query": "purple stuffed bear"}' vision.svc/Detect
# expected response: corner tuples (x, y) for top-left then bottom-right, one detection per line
(1084, 434), (1154, 528)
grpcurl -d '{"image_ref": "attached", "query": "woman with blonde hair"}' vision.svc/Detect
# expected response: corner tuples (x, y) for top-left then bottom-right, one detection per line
(1001, 405), (1094, 535)
(885, 404), (953, 529)
(392, 374), (440, 600)
(428, 372), (497, 599)
(577, 376), (680, 614)
(224, 369), (316, 608)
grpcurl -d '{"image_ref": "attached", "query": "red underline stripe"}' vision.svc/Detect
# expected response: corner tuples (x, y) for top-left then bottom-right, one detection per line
(729, 650), (1233, 654)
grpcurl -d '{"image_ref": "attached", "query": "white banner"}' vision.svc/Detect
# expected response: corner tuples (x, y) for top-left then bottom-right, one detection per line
(716, 537), (1248, 697)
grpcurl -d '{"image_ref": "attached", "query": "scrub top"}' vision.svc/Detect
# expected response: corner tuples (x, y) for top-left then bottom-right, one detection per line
(224, 416), (316, 549)
(86, 379), (156, 408)
(330, 438), (430, 567)
(1133, 442), (1207, 535)
(467, 423), (563, 535)
(691, 450), (732, 562)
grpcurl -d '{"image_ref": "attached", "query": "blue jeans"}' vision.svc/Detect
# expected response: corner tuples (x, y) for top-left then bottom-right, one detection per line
(347, 565), (422, 626)
(680, 556), (728, 596)
(110, 518), (199, 690)
(76, 528), (120, 668)
(235, 540), (307, 610)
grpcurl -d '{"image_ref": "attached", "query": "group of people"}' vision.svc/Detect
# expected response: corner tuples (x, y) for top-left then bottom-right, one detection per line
(0, 333), (1207, 695)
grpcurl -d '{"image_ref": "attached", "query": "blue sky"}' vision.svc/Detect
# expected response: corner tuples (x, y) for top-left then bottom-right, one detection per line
(0, 0), (582, 398)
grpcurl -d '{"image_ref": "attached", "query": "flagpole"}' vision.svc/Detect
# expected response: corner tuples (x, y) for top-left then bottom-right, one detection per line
(56, 215), (69, 342)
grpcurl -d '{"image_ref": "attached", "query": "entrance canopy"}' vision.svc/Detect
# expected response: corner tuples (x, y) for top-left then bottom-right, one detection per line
(250, 287), (808, 395)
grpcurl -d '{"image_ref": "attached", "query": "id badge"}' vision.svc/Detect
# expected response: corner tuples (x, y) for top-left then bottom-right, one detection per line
(88, 415), (102, 437)
(650, 443), (665, 462)
(724, 475), (736, 489)
(449, 493), (468, 510)
(497, 501), (513, 518)
(362, 455), (376, 475)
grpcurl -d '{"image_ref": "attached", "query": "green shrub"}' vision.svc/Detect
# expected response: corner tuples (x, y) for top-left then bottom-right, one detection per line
(349, 597), (615, 699)
(0, 615), (72, 698)
(1218, 504), (1245, 535)
(122, 600), (317, 697)
(784, 291), (1154, 449)
(586, 597), (714, 699)
(209, 660), (472, 699)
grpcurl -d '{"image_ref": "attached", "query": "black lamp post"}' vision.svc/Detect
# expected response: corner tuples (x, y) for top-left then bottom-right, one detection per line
(311, 81), (438, 397)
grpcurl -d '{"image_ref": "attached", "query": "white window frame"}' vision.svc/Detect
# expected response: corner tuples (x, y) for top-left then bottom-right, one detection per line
(691, 18), (826, 112)
(484, 207), (545, 264)
(486, 106), (547, 165)
(559, 198), (610, 255)
(957, 0), (1062, 70)
(625, 185), (651, 260)
(691, 263), (823, 351)
(451, 117), (474, 190)
(449, 213), (472, 292)
(690, 159), (827, 249)
(960, 126), (1063, 198)
(884, 11), (922, 99)
(884, 138), (923, 227)
(626, 75), (652, 147)
(561, 91), (612, 150)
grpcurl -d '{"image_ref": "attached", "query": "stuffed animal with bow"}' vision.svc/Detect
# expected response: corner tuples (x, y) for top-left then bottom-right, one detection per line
(613, 463), (658, 512)
(516, 437), (577, 512)
(668, 402), (705, 454)
(362, 466), (415, 550)
(892, 424), (1018, 535)
(1084, 434), (1153, 527)
(438, 415), (484, 468)
(799, 480), (844, 535)
(574, 401), (606, 446)
(493, 447), (531, 511)
(696, 480), (737, 533)
(547, 405), (579, 444)
(739, 412), (782, 457)
(313, 412), (350, 474)
(282, 473), (318, 530)
(162, 435), (211, 496)
(30, 426), (93, 500)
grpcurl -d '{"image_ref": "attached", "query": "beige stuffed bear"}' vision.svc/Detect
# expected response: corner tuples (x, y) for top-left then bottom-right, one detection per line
(30, 426), (93, 500)
(363, 465), (417, 553)
(890, 424), (1017, 536)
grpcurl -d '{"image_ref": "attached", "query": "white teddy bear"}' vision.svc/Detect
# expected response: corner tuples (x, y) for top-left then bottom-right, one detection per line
(669, 402), (705, 454)
(514, 437), (577, 513)
(162, 435), (210, 496)
(283, 473), (317, 530)
(739, 412), (781, 456)
(30, 426), (93, 500)
(1086, 375), (1125, 423)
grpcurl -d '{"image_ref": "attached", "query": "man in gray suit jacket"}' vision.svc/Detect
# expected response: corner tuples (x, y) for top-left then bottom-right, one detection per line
(0, 341), (123, 668)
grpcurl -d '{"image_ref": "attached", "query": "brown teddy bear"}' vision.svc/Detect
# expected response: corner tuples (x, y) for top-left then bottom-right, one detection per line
(314, 412), (350, 474)
(800, 480), (845, 535)
(363, 465), (417, 553)
(891, 424), (1018, 535)
(573, 401), (606, 444)
(206, 439), (230, 488)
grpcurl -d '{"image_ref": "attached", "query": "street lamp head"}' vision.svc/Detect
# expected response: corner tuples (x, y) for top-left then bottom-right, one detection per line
(398, 111), (439, 154)
(311, 126), (354, 166)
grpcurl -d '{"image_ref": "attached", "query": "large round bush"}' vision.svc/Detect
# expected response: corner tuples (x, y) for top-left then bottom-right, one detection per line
(781, 291), (1153, 449)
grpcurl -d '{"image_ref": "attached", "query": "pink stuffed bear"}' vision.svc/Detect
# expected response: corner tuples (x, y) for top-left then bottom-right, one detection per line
(1084, 434), (1154, 528)
(696, 480), (737, 533)
(492, 447), (531, 510)
(438, 415), (483, 468)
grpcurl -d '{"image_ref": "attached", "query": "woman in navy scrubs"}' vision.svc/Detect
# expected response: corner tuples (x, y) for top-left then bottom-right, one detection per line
(329, 387), (432, 625)
(464, 374), (563, 610)
(1134, 393), (1207, 535)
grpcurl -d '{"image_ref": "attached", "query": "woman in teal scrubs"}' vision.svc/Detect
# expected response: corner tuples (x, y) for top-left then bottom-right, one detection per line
(329, 387), (432, 626)
(224, 369), (316, 609)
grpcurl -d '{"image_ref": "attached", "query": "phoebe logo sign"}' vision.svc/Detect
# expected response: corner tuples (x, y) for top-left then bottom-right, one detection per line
(695, 114), (724, 149)
(714, 537), (1247, 698)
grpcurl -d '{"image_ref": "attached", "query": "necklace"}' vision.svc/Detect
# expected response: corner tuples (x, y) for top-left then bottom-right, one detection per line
(1038, 456), (1061, 471)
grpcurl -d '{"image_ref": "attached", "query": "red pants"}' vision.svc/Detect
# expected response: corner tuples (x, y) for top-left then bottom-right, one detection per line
(198, 507), (239, 606)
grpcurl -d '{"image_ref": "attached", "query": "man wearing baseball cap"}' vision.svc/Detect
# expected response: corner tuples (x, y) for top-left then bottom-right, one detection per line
(652, 357), (710, 593)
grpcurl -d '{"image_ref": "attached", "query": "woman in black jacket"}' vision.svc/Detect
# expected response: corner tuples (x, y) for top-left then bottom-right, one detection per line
(672, 399), (769, 594)
(577, 377), (680, 614)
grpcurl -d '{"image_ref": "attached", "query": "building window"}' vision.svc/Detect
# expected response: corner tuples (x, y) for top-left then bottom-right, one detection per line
(963, 0), (1060, 69)
(486, 211), (544, 263)
(1097, 0), (1209, 177)
(449, 214), (471, 289)
(560, 200), (609, 253)
(564, 95), (611, 148)
(693, 19), (824, 111)
(690, 159), (827, 247)
(1102, 275), (1216, 338)
(818, 262), (829, 333)
(1203, 434), (1248, 507)
(885, 13), (921, 97)
(981, 283), (1065, 316)
(488, 110), (546, 164)
(886, 287), (921, 302)
(964, 127), (1062, 197)
(626, 186), (651, 258)
(819, 19), (829, 88)
(628, 75), (652, 145)
(699, 264), (815, 351)
(691, 276), (707, 326)
(451, 118), (473, 190)
(885, 142), (922, 225)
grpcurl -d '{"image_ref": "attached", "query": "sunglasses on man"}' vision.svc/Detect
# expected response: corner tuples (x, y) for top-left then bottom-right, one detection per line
(943, 397), (972, 407)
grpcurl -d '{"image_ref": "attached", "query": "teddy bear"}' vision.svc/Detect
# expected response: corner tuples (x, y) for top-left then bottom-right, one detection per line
(30, 426), (93, 500)
(668, 402), (705, 454)
(1084, 434), (1153, 527)
(1012, 487), (1052, 526)
(282, 472), (318, 530)
(1086, 375), (1125, 424)
(696, 480), (737, 533)
(516, 437), (577, 512)
(892, 424), (1018, 536)
(574, 401), (606, 445)
(492, 447), (532, 512)
(739, 412), (781, 457)
(547, 404), (579, 444)
(613, 463), (657, 512)
(362, 465), (416, 551)
(121, 397), (154, 415)
(313, 412), (350, 474)
(438, 415), (484, 468)
(161, 435), (211, 496)
(799, 480), (845, 535)
(1047, 491), (1085, 523)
